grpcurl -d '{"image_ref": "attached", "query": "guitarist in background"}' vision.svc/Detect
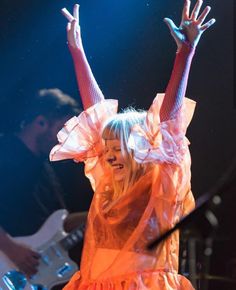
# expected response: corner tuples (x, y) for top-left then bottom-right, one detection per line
(0, 88), (92, 285)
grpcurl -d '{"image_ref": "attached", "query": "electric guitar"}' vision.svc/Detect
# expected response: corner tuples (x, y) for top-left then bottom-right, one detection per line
(0, 209), (84, 290)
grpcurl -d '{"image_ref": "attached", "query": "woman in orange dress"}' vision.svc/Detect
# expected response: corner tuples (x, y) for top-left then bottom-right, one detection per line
(50, 1), (215, 289)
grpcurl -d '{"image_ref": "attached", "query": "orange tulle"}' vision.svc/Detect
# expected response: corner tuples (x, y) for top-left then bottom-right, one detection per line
(50, 94), (196, 289)
(64, 270), (194, 290)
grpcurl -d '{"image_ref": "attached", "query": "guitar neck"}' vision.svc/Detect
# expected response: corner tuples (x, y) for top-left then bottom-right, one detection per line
(60, 226), (84, 250)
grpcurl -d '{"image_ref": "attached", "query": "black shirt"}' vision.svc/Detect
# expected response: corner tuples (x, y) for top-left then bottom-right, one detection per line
(0, 135), (65, 236)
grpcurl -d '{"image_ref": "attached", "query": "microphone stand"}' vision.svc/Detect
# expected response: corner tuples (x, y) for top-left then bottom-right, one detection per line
(147, 157), (236, 250)
(147, 158), (236, 289)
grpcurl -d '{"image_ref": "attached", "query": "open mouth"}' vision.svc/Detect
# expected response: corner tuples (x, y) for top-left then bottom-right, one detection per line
(112, 164), (124, 169)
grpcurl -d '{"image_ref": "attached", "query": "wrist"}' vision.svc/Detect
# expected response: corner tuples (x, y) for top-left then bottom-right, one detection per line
(0, 231), (14, 254)
(68, 40), (84, 53)
(69, 44), (85, 61)
(177, 41), (195, 56)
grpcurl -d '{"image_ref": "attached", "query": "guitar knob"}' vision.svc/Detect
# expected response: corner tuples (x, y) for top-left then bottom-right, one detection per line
(2, 270), (27, 290)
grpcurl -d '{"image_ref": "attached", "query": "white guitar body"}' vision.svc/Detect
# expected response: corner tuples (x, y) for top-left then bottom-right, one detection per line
(0, 210), (79, 290)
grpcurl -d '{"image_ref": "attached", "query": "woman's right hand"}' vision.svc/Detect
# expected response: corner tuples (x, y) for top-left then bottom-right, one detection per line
(61, 4), (83, 51)
(61, 3), (105, 109)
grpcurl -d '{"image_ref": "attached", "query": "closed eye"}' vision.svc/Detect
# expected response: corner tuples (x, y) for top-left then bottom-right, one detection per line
(114, 147), (121, 151)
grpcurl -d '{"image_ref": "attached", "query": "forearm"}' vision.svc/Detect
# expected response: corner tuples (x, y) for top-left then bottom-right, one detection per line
(70, 45), (105, 110)
(160, 43), (195, 121)
(0, 227), (13, 254)
(63, 211), (87, 233)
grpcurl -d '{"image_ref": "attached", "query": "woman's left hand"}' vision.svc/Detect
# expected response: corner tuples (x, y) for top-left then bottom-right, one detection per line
(164, 0), (216, 49)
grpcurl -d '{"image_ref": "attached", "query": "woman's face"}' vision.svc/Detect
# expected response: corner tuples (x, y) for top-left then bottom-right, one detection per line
(104, 138), (128, 183)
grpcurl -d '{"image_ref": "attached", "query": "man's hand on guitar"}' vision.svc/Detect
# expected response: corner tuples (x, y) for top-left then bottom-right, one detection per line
(8, 241), (40, 276)
(0, 228), (39, 276)
(0, 211), (83, 289)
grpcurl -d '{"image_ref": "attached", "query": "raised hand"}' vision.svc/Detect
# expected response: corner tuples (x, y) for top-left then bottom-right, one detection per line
(61, 4), (83, 50)
(164, 0), (216, 49)
(60, 3), (105, 109)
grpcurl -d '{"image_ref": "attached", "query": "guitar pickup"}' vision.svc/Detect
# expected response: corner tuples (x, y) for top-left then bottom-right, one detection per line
(51, 245), (63, 258)
(40, 254), (52, 266)
(56, 263), (73, 278)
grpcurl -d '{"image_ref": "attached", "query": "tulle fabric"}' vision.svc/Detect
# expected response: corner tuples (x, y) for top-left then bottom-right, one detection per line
(50, 94), (196, 290)
(50, 99), (118, 162)
(50, 99), (118, 190)
(63, 270), (194, 290)
(128, 94), (196, 164)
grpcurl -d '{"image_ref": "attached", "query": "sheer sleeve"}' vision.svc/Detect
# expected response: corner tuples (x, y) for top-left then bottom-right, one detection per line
(128, 94), (196, 164)
(160, 44), (195, 121)
(50, 100), (118, 190)
(69, 46), (105, 110)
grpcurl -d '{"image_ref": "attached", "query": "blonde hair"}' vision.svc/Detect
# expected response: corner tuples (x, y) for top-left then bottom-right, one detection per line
(102, 108), (151, 198)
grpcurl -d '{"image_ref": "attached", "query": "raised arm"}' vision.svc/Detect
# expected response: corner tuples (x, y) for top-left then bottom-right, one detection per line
(160, 0), (215, 121)
(62, 4), (105, 110)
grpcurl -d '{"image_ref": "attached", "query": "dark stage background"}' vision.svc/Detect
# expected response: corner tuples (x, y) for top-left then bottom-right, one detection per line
(0, 0), (234, 230)
(0, 0), (235, 288)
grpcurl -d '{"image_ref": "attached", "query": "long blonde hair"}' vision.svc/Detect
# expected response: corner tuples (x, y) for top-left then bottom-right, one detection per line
(102, 108), (151, 198)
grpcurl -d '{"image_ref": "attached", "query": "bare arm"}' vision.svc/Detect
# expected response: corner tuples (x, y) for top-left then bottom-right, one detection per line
(63, 211), (88, 233)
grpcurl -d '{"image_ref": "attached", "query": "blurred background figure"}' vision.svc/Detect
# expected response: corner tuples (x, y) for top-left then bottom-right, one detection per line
(0, 88), (93, 288)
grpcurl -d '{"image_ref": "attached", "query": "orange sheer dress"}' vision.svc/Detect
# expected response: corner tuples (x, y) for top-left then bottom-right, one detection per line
(50, 93), (196, 290)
